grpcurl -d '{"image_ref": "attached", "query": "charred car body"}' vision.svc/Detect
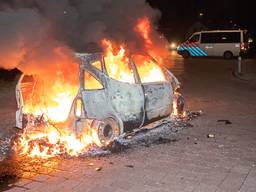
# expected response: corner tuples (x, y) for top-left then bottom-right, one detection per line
(16, 53), (184, 146)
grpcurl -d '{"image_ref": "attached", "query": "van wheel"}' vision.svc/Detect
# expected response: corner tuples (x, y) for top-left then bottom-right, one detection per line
(92, 118), (120, 146)
(182, 51), (190, 59)
(224, 51), (233, 59)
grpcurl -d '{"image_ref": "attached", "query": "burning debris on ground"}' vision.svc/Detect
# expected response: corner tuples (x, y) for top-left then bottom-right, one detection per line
(0, 114), (199, 191)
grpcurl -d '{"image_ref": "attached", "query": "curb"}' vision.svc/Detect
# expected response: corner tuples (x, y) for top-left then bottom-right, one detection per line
(232, 71), (250, 81)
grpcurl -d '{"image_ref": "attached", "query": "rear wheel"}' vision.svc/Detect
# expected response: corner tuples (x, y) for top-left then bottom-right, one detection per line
(224, 51), (233, 59)
(92, 118), (120, 146)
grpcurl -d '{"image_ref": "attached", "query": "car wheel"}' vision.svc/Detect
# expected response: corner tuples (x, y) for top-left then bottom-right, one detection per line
(92, 118), (120, 146)
(182, 51), (190, 59)
(224, 51), (233, 59)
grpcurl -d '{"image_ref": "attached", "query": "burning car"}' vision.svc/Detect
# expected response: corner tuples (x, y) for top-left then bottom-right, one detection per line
(15, 51), (184, 150)
(15, 52), (183, 145)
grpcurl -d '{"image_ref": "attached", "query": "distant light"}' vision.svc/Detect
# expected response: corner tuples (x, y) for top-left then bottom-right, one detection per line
(170, 43), (177, 50)
(199, 12), (204, 17)
(64, 10), (67, 14)
(248, 38), (253, 43)
(159, 35), (165, 39)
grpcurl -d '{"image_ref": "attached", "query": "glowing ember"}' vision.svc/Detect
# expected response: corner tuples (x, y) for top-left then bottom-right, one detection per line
(14, 125), (102, 159)
(16, 126), (101, 159)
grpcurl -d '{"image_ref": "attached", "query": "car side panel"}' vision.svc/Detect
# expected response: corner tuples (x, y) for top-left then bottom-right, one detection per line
(143, 82), (173, 120)
(106, 78), (145, 128)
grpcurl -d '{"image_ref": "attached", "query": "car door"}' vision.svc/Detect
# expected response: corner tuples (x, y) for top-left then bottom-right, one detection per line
(104, 56), (145, 130)
(107, 78), (145, 129)
(132, 55), (173, 121)
(78, 54), (145, 131)
(79, 57), (110, 120)
(69, 58), (112, 134)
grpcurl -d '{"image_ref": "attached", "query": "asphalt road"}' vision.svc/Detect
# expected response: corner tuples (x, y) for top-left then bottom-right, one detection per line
(1, 53), (256, 192)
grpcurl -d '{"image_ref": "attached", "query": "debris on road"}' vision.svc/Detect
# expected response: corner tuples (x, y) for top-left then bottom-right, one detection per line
(0, 138), (11, 161)
(125, 165), (134, 168)
(95, 167), (102, 172)
(207, 134), (215, 138)
(152, 137), (174, 145)
(186, 110), (203, 121)
(107, 140), (129, 153)
(217, 120), (232, 125)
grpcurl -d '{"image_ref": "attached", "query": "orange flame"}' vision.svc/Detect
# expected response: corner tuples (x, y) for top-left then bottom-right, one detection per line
(135, 17), (153, 46)
(102, 39), (135, 83)
(102, 39), (166, 84)
(22, 79), (78, 123)
(15, 125), (102, 159)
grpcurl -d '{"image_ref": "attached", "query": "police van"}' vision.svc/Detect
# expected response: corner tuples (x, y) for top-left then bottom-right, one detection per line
(177, 30), (248, 59)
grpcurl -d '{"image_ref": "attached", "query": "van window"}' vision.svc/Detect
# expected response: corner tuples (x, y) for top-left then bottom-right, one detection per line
(201, 32), (240, 43)
(189, 34), (200, 43)
(84, 71), (103, 90)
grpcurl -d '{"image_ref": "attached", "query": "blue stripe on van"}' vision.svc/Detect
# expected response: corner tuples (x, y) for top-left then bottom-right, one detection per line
(194, 43), (208, 56)
(187, 44), (203, 56)
(178, 43), (208, 57)
(182, 44), (197, 56)
(191, 43), (208, 56)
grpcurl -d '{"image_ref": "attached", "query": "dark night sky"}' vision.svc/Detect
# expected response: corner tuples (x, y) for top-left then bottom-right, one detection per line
(147, 0), (256, 41)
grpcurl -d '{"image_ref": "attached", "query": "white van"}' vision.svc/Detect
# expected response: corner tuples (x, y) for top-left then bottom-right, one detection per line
(177, 30), (248, 59)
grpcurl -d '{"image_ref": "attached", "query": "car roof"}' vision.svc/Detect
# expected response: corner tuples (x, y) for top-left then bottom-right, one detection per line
(75, 52), (103, 67)
(200, 29), (247, 33)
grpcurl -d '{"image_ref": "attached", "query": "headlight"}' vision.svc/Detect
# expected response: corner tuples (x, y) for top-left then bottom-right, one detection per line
(170, 43), (177, 49)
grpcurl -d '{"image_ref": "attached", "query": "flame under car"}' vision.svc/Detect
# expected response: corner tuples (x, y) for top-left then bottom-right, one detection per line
(16, 53), (183, 146)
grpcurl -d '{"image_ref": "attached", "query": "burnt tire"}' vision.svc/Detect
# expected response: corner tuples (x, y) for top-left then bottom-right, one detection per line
(182, 51), (190, 59)
(92, 118), (120, 146)
(224, 51), (233, 59)
(173, 91), (185, 116)
(176, 95), (185, 115)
